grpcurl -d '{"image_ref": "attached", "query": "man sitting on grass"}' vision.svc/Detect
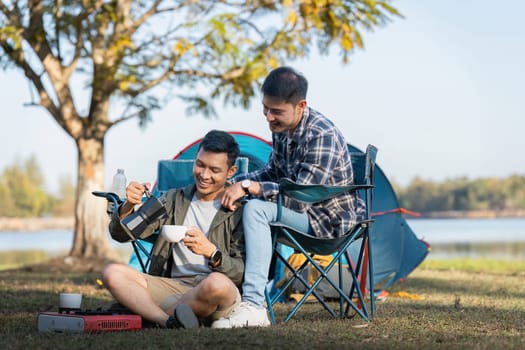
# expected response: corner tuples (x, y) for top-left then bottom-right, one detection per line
(103, 130), (245, 329)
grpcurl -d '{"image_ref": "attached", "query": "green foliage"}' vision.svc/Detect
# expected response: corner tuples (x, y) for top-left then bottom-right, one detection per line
(0, 0), (402, 123)
(0, 179), (16, 216)
(0, 156), (51, 217)
(49, 175), (76, 217)
(0, 155), (75, 218)
(398, 175), (525, 212)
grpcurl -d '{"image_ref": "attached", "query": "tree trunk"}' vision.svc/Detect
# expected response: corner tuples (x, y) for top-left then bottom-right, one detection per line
(69, 137), (118, 260)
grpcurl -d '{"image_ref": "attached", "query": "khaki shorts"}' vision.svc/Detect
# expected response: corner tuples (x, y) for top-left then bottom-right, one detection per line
(143, 273), (241, 321)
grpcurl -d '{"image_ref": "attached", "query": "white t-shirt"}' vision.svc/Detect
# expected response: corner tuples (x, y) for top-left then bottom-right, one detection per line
(170, 195), (221, 279)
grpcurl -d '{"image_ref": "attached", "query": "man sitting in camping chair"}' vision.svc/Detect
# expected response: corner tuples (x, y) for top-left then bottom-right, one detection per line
(102, 130), (245, 329)
(218, 66), (366, 327)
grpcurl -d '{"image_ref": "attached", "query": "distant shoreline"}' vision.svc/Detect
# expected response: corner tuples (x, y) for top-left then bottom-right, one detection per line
(1, 210), (525, 231)
(0, 217), (74, 232)
(415, 209), (525, 219)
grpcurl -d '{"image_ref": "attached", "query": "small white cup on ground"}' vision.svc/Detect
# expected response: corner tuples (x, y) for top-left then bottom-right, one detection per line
(161, 225), (188, 243)
(59, 293), (82, 309)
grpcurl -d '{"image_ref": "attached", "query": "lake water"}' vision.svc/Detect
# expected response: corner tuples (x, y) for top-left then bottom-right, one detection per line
(407, 218), (525, 244)
(0, 230), (132, 255)
(407, 218), (525, 259)
(1, 218), (524, 259)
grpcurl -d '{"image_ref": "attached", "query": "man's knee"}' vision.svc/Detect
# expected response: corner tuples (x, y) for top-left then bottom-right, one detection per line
(199, 273), (236, 298)
(102, 263), (137, 289)
(244, 199), (276, 221)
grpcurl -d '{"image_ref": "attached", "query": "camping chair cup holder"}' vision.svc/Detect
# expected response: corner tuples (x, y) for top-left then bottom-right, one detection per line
(264, 144), (378, 324)
(92, 191), (123, 215)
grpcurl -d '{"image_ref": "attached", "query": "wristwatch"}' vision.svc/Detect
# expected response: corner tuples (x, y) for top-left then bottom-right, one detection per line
(241, 179), (251, 195)
(208, 248), (223, 268)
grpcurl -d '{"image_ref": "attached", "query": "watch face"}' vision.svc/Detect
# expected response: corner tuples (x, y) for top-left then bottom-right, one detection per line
(242, 179), (250, 189)
(211, 249), (222, 264)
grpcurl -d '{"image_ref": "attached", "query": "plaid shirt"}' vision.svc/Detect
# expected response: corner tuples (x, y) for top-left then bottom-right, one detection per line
(236, 107), (365, 238)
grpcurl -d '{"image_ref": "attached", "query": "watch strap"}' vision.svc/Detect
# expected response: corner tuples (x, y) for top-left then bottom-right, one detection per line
(208, 248), (222, 268)
(241, 180), (250, 194)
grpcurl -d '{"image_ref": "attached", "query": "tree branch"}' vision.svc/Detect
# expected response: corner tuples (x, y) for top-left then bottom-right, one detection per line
(0, 41), (63, 126)
(63, 1), (105, 78)
(110, 108), (146, 126)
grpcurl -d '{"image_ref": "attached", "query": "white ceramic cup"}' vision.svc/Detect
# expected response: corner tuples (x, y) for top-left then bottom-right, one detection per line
(59, 293), (82, 309)
(161, 225), (188, 243)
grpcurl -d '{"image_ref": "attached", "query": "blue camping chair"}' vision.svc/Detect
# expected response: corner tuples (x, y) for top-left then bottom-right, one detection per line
(264, 144), (378, 323)
(94, 157), (249, 273)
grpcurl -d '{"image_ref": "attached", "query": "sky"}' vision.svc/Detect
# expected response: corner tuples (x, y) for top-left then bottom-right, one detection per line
(1, 0), (524, 194)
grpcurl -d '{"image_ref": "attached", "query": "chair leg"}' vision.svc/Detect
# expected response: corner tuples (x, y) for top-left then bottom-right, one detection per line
(284, 228), (370, 321)
(358, 237), (369, 311)
(303, 248), (370, 321)
(367, 231), (376, 317)
(344, 236), (371, 320)
(339, 256), (344, 318)
(269, 249), (337, 323)
(353, 231), (376, 319)
(340, 251), (370, 321)
(344, 229), (375, 320)
(131, 241), (147, 273)
(268, 226), (374, 323)
(264, 287), (276, 325)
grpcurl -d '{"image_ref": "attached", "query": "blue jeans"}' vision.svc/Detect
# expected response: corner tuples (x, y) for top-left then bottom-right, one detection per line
(241, 199), (312, 307)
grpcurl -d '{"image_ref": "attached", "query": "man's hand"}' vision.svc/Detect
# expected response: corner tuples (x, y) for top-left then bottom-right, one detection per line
(182, 226), (216, 258)
(221, 182), (246, 211)
(119, 181), (151, 218)
(126, 181), (150, 205)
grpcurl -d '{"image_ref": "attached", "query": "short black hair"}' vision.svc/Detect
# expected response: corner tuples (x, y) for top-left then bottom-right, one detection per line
(198, 130), (240, 167)
(261, 66), (308, 104)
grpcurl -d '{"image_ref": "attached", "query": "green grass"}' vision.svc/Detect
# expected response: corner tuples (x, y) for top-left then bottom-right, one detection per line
(0, 250), (57, 270)
(420, 258), (525, 274)
(0, 249), (131, 271)
(1, 258), (525, 349)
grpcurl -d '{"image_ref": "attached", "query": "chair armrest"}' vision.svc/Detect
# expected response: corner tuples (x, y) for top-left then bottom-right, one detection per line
(92, 191), (123, 205)
(278, 178), (373, 204)
(92, 191), (124, 216)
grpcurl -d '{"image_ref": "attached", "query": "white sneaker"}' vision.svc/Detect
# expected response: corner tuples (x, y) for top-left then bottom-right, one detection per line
(211, 302), (270, 328)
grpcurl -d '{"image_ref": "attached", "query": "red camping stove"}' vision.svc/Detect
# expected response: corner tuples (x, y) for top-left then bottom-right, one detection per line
(38, 310), (142, 333)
